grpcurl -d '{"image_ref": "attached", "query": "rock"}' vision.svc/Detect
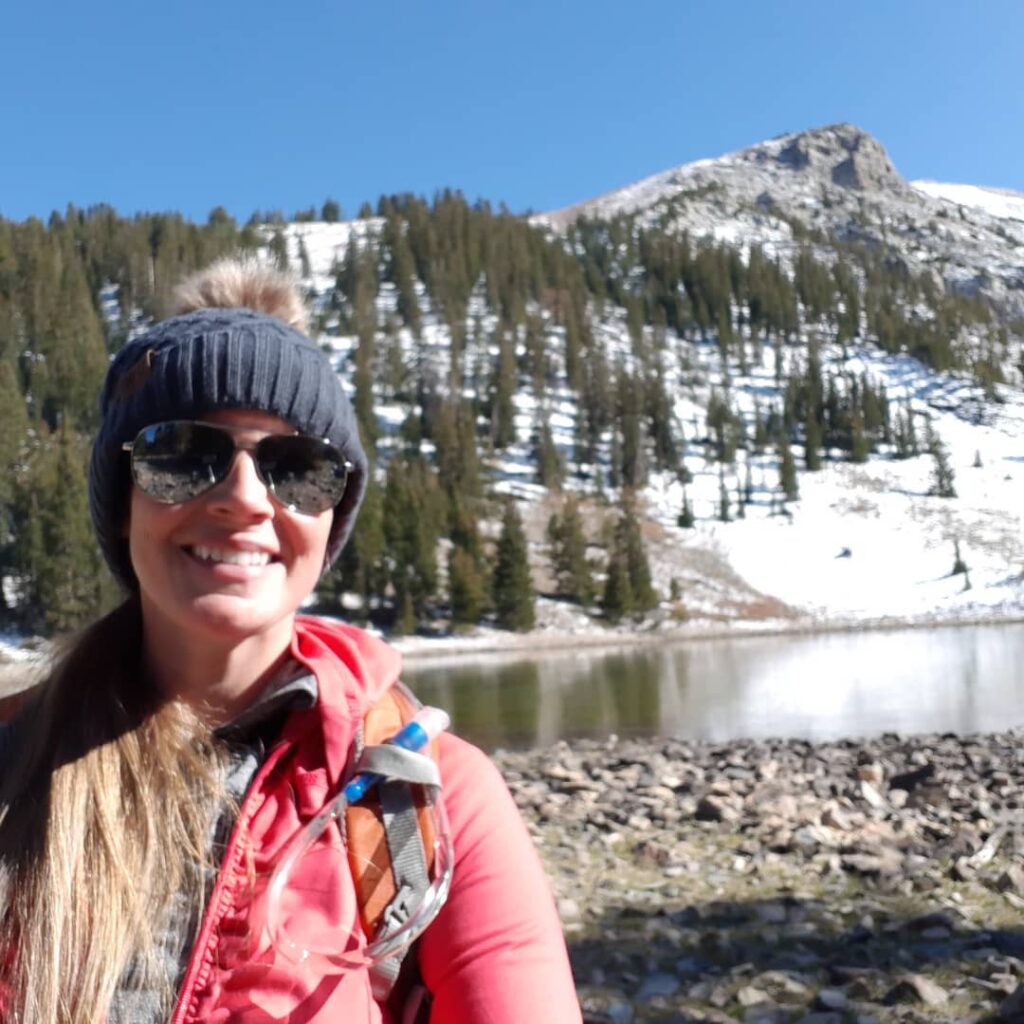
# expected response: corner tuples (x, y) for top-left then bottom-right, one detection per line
(754, 901), (788, 925)
(557, 896), (582, 921)
(840, 848), (903, 876)
(907, 910), (956, 932)
(821, 804), (853, 831)
(883, 973), (949, 1006)
(633, 839), (673, 867)
(736, 984), (771, 1007)
(858, 780), (888, 809)
(857, 762), (885, 786)
(795, 1013), (844, 1024)
(906, 783), (950, 809)
(754, 970), (810, 1001)
(744, 1008), (789, 1024)
(635, 971), (680, 1000)
(695, 794), (741, 823)
(985, 972), (1019, 996)
(815, 988), (848, 1010)
(951, 855), (977, 881)
(1001, 982), (1024, 1018)
(997, 864), (1024, 895)
(605, 1002), (634, 1024)
(749, 790), (800, 821)
(889, 763), (935, 791)
(690, 1010), (740, 1024)
(708, 982), (731, 1008)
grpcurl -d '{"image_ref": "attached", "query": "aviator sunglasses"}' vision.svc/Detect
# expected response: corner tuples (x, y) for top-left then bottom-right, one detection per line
(123, 420), (352, 515)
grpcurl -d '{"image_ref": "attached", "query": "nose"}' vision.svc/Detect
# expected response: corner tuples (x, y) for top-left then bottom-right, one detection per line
(208, 450), (275, 519)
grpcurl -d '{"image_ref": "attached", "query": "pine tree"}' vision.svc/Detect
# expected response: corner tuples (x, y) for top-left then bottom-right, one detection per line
(926, 422), (957, 498)
(382, 456), (443, 617)
(449, 545), (488, 627)
(268, 229), (289, 270)
(393, 590), (417, 636)
(298, 237), (312, 279)
(433, 399), (481, 499)
(547, 496), (595, 605)
(327, 474), (386, 615)
(600, 550), (634, 623)
(15, 430), (106, 634)
(804, 404), (823, 471)
(534, 421), (563, 491)
(489, 330), (517, 450)
(850, 413), (870, 464)
(492, 499), (535, 630)
(0, 362), (27, 608)
(384, 214), (422, 338)
(778, 435), (799, 502)
(677, 490), (695, 529)
(752, 400), (768, 453)
(615, 367), (646, 488)
(893, 403), (919, 459)
(718, 467), (731, 522)
(951, 538), (968, 576)
(603, 495), (657, 619)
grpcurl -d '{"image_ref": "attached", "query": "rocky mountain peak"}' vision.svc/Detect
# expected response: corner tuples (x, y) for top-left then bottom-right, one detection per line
(769, 123), (906, 193)
(541, 123), (1024, 318)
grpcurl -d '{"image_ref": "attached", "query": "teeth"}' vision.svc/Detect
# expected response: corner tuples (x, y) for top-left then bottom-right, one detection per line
(191, 545), (271, 567)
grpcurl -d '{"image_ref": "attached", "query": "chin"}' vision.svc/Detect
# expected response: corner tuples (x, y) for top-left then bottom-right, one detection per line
(187, 595), (298, 643)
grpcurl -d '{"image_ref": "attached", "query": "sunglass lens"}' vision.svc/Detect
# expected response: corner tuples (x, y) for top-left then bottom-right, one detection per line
(132, 422), (233, 503)
(256, 436), (349, 514)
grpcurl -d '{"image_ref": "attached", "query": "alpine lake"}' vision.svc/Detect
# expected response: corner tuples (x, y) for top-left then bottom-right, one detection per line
(404, 621), (1024, 751)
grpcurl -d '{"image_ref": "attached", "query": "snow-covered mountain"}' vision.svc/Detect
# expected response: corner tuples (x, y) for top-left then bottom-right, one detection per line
(230, 125), (1024, 641)
(542, 123), (1024, 318)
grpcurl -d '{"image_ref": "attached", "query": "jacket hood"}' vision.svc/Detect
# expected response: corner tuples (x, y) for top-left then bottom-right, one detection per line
(290, 615), (404, 726)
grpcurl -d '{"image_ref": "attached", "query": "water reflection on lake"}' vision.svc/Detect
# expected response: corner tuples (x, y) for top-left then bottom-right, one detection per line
(404, 623), (1024, 751)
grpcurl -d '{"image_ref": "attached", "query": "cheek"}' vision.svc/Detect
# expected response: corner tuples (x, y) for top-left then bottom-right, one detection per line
(126, 491), (178, 569)
(297, 514), (333, 571)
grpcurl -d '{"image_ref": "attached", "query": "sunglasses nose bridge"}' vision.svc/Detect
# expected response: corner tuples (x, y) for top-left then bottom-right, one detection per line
(215, 441), (276, 509)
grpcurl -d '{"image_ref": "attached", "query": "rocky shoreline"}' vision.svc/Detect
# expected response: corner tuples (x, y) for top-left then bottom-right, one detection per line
(493, 731), (1024, 1024)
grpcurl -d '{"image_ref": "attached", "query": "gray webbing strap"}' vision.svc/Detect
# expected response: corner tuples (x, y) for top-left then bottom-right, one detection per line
(357, 743), (438, 1001)
(368, 779), (432, 1000)
(355, 744), (441, 788)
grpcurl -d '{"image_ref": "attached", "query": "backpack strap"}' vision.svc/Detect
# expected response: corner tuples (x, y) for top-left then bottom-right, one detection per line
(345, 683), (445, 1004)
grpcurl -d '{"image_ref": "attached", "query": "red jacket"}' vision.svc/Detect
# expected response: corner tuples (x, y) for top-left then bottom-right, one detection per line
(171, 616), (583, 1023)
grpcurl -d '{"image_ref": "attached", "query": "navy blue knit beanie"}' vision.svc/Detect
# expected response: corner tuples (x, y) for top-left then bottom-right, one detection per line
(89, 307), (368, 589)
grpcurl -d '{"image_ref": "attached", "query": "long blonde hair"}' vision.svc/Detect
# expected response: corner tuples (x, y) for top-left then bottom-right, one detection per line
(0, 599), (227, 1022)
(0, 258), (308, 1023)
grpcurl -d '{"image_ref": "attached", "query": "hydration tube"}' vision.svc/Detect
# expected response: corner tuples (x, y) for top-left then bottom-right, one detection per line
(343, 706), (450, 803)
(266, 706), (453, 968)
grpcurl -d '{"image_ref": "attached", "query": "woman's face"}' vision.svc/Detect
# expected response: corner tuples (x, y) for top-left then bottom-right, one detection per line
(127, 409), (334, 654)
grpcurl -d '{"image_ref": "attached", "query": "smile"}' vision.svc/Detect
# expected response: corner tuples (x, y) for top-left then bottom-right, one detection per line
(187, 545), (274, 567)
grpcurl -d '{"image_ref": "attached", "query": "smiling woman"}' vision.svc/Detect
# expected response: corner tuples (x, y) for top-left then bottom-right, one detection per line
(0, 259), (582, 1024)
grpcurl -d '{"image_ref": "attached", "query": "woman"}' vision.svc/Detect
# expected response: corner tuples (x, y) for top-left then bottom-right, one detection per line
(0, 260), (582, 1023)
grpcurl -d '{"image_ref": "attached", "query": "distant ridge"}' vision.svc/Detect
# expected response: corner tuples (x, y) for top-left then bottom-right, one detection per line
(539, 123), (1024, 317)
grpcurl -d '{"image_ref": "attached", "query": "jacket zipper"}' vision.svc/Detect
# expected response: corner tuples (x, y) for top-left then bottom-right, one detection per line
(168, 739), (292, 1024)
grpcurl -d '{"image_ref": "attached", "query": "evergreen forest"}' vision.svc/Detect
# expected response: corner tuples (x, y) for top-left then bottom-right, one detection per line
(1, 194), (1020, 636)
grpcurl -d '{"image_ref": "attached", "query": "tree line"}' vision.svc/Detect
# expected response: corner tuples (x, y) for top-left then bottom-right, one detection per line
(1, 192), (1014, 636)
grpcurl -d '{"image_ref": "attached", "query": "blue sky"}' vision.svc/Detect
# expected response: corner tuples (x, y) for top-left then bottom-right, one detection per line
(3, 0), (1022, 222)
